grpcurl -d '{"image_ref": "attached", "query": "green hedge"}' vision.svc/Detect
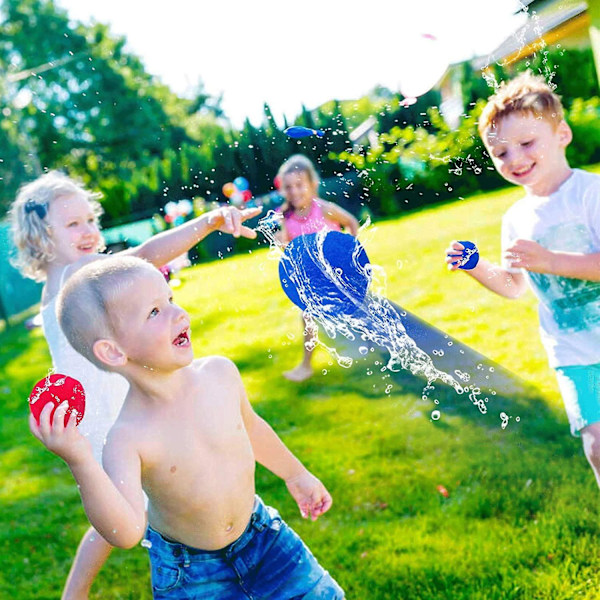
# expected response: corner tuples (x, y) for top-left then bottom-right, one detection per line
(334, 95), (600, 216)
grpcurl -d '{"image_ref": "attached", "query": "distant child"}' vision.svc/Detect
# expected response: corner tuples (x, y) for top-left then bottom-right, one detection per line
(445, 71), (600, 487)
(276, 155), (359, 382)
(30, 256), (344, 599)
(9, 171), (260, 599)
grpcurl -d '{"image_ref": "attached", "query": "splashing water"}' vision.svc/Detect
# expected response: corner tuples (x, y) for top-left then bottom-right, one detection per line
(256, 214), (464, 396)
(480, 3), (555, 90)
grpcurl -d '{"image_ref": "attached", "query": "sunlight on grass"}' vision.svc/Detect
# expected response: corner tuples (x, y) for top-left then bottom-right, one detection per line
(2, 178), (599, 598)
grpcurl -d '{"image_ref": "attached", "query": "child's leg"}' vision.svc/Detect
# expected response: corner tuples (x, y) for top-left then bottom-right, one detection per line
(62, 526), (112, 600)
(581, 423), (600, 488)
(283, 314), (315, 382)
(556, 364), (600, 487)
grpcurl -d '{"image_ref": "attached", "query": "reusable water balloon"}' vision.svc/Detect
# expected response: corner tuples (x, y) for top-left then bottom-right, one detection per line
(29, 373), (86, 426)
(258, 212), (282, 233)
(284, 126), (325, 139)
(448, 240), (479, 270)
(279, 231), (370, 316)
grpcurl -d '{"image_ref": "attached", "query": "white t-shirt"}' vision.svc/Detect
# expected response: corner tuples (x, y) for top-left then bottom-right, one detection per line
(502, 168), (600, 368)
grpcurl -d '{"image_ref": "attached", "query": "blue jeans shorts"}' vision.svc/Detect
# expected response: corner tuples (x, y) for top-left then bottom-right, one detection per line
(144, 495), (344, 599)
(555, 363), (600, 437)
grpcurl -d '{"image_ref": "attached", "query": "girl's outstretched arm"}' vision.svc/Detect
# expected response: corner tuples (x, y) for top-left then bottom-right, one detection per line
(126, 205), (262, 267)
(321, 201), (359, 236)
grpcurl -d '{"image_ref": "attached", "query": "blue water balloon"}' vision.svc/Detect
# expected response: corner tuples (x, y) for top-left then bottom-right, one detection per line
(279, 231), (370, 316)
(448, 240), (479, 270)
(284, 126), (325, 139)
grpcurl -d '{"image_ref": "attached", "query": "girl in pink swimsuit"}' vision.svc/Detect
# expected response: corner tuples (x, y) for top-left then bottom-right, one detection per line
(276, 154), (359, 382)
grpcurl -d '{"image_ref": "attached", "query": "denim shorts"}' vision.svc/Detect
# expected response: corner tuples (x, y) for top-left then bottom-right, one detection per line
(144, 495), (344, 599)
(555, 363), (600, 436)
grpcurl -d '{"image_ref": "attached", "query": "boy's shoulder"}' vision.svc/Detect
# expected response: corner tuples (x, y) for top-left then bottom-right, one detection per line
(572, 168), (600, 194)
(193, 355), (240, 377)
(504, 169), (600, 222)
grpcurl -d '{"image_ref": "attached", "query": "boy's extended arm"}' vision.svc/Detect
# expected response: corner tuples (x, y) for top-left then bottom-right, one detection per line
(445, 241), (527, 299)
(236, 371), (332, 520)
(126, 206), (261, 267)
(462, 257), (528, 298)
(29, 402), (146, 549)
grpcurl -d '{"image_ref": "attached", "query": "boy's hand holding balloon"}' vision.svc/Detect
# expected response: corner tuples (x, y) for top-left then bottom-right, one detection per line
(206, 205), (262, 238)
(29, 374), (90, 465)
(29, 374), (85, 426)
(446, 240), (480, 271)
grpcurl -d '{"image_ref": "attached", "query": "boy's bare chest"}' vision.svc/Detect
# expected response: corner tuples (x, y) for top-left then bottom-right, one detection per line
(139, 396), (253, 482)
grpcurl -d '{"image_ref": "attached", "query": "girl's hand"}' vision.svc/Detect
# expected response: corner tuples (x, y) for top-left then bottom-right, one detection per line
(206, 206), (262, 238)
(445, 240), (466, 271)
(504, 239), (553, 273)
(285, 471), (333, 521)
(29, 401), (92, 467)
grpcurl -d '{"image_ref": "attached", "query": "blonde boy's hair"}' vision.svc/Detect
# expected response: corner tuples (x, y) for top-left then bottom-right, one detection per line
(57, 256), (155, 370)
(9, 171), (104, 282)
(478, 71), (565, 139)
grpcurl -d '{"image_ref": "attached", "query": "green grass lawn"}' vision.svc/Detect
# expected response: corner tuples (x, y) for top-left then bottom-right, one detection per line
(2, 175), (600, 599)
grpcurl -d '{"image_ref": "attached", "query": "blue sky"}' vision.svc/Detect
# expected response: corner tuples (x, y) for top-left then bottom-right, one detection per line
(55, 0), (527, 127)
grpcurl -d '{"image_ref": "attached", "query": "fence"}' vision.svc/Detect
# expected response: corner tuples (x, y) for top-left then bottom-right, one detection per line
(0, 221), (42, 326)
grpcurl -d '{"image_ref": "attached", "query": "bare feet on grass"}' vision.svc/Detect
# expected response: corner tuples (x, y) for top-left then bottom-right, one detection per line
(283, 364), (314, 382)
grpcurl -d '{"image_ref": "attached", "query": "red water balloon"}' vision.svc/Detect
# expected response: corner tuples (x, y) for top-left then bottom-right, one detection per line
(29, 373), (86, 427)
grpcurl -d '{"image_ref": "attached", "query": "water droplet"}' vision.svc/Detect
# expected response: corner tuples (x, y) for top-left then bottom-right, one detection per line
(141, 539), (152, 549)
(431, 410), (441, 420)
(358, 346), (368, 355)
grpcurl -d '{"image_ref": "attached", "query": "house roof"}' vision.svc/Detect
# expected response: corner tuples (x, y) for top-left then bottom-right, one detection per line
(472, 1), (587, 70)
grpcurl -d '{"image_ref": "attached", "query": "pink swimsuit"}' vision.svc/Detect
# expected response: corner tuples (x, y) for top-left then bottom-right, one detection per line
(283, 199), (342, 241)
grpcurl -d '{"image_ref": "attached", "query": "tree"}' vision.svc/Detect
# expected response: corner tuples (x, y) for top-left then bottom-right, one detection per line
(2, 0), (190, 217)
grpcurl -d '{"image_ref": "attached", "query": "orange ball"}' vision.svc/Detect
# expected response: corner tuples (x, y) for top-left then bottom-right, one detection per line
(222, 182), (237, 198)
